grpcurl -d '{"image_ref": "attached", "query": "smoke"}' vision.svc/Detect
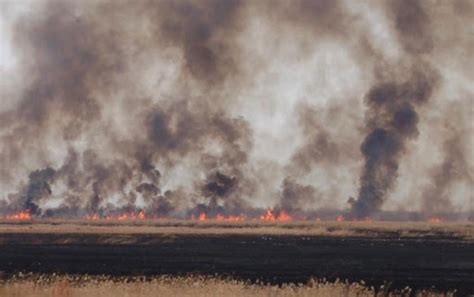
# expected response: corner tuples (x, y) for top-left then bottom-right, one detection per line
(203, 172), (238, 199)
(351, 66), (439, 218)
(350, 0), (446, 218)
(390, 0), (433, 55)
(0, 0), (472, 219)
(279, 177), (318, 213)
(289, 104), (342, 176)
(421, 106), (473, 214)
(153, 0), (244, 83)
(22, 167), (56, 215)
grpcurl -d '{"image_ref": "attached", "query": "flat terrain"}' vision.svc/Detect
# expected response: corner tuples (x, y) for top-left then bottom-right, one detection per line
(0, 276), (456, 297)
(0, 221), (472, 295)
(0, 219), (472, 238)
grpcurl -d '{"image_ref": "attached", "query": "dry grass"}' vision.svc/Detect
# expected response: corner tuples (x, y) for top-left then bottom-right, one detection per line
(0, 275), (455, 297)
(0, 219), (472, 240)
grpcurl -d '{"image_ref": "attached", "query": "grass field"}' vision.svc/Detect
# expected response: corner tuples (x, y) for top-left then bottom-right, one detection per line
(0, 275), (456, 297)
(0, 219), (472, 240)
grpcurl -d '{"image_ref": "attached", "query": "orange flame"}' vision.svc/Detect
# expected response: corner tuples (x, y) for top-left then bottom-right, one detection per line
(336, 215), (345, 222)
(193, 213), (245, 221)
(428, 217), (443, 224)
(117, 211), (145, 221)
(86, 214), (100, 220)
(198, 212), (206, 221)
(260, 209), (292, 222)
(277, 210), (291, 221)
(6, 210), (32, 220)
(215, 214), (245, 221)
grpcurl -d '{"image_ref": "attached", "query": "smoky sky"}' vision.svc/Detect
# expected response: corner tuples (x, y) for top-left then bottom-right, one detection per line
(0, 0), (472, 217)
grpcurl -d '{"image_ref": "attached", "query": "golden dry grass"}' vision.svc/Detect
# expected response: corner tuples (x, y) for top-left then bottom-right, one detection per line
(0, 219), (472, 240)
(0, 275), (455, 297)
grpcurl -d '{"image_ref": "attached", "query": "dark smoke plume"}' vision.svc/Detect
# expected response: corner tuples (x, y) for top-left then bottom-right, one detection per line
(351, 68), (438, 218)
(21, 168), (56, 215)
(390, 0), (433, 54)
(203, 171), (238, 199)
(279, 177), (318, 213)
(150, 0), (244, 83)
(350, 0), (445, 218)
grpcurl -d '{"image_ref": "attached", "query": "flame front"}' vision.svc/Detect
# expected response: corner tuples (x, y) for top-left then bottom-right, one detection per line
(117, 211), (145, 221)
(5, 210), (32, 220)
(428, 217), (443, 224)
(215, 214), (245, 221)
(260, 209), (292, 222)
(195, 213), (245, 221)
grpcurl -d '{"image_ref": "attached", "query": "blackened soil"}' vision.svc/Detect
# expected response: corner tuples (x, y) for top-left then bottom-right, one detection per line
(0, 233), (472, 295)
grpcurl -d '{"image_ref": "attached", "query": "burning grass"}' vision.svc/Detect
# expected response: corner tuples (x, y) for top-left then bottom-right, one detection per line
(0, 274), (456, 297)
(5, 211), (32, 220)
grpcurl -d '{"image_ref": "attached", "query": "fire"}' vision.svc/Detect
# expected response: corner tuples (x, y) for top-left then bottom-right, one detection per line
(428, 217), (443, 224)
(117, 211), (145, 221)
(260, 209), (275, 221)
(260, 209), (292, 222)
(193, 213), (245, 221)
(198, 212), (206, 221)
(86, 214), (100, 220)
(5, 210), (32, 220)
(228, 215), (245, 221)
(336, 215), (345, 222)
(277, 210), (291, 221)
(215, 214), (245, 221)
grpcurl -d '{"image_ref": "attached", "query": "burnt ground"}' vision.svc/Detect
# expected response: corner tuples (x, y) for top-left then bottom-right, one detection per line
(0, 233), (473, 295)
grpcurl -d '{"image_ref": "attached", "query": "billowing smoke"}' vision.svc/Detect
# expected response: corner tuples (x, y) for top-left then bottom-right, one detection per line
(279, 177), (318, 213)
(350, 0), (445, 218)
(351, 67), (439, 218)
(0, 0), (471, 219)
(22, 168), (56, 215)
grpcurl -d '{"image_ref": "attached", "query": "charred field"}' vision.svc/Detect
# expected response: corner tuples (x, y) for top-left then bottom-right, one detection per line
(0, 220), (473, 295)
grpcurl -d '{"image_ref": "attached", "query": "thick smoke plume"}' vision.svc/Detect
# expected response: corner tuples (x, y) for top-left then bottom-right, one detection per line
(0, 0), (472, 219)
(279, 177), (318, 214)
(351, 67), (439, 218)
(21, 168), (56, 215)
(350, 0), (447, 218)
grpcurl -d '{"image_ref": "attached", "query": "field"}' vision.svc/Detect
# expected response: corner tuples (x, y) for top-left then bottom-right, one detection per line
(0, 275), (457, 297)
(0, 220), (472, 296)
(0, 219), (472, 238)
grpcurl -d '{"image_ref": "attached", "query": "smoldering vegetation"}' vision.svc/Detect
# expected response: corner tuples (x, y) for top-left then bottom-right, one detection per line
(0, 0), (472, 219)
